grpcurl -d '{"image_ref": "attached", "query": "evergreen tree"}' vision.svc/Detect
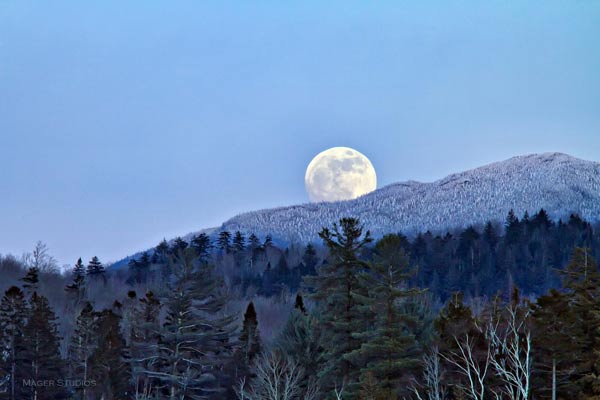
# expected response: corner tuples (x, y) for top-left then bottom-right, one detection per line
(65, 258), (86, 305)
(20, 267), (39, 295)
(558, 248), (600, 397)
(456, 226), (480, 274)
(128, 252), (150, 284)
(248, 234), (261, 251)
(533, 208), (553, 231)
(278, 302), (323, 398)
(153, 239), (170, 263)
(301, 243), (319, 276)
(217, 231), (232, 254)
(263, 234), (273, 248)
(294, 293), (307, 315)
(505, 209), (521, 246)
(86, 256), (105, 276)
(88, 309), (132, 399)
(20, 292), (68, 400)
(305, 218), (372, 398)
(191, 233), (212, 263)
(233, 231), (246, 254)
(149, 248), (236, 399)
(139, 251), (150, 267)
(483, 221), (498, 248)
(434, 292), (482, 398)
(234, 302), (262, 384)
(532, 289), (578, 399)
(274, 255), (291, 288)
(0, 286), (28, 400)
(171, 237), (189, 254)
(67, 302), (97, 400)
(130, 292), (162, 399)
(347, 234), (421, 399)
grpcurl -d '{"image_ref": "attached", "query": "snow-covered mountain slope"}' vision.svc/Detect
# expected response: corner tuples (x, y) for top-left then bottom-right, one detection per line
(219, 153), (600, 241)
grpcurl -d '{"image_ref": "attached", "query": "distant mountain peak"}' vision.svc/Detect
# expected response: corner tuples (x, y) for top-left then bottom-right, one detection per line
(217, 153), (600, 242)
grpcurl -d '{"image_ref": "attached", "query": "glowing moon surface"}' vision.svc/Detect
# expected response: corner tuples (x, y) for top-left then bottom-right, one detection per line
(305, 147), (377, 202)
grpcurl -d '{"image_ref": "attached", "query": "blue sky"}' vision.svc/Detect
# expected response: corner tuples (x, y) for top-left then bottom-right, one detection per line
(1, 1), (599, 266)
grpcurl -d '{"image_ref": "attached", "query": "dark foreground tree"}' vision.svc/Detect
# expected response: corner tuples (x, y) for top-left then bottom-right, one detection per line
(348, 234), (422, 399)
(20, 292), (68, 400)
(88, 308), (132, 399)
(234, 302), (262, 384)
(65, 258), (86, 304)
(0, 286), (28, 400)
(67, 302), (97, 400)
(305, 217), (372, 398)
(143, 248), (236, 399)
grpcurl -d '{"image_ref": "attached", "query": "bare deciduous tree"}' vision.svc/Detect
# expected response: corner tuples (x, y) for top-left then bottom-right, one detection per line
(487, 306), (532, 400)
(440, 332), (493, 400)
(411, 346), (447, 400)
(236, 351), (318, 400)
(333, 380), (345, 400)
(22, 241), (58, 273)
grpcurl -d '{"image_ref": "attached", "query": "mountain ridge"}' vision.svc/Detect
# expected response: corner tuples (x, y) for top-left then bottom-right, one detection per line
(218, 152), (600, 242)
(111, 152), (600, 268)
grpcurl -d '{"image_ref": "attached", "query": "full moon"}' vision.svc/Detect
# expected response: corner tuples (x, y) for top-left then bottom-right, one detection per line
(305, 147), (377, 202)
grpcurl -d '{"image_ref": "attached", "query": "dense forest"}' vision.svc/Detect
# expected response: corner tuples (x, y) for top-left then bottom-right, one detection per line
(1, 209), (600, 399)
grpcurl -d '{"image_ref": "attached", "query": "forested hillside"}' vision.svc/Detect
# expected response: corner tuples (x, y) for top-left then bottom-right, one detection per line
(221, 153), (600, 242)
(1, 210), (600, 399)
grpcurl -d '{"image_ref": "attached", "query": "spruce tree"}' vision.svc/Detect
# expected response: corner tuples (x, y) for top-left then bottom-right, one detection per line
(88, 308), (132, 399)
(263, 234), (273, 248)
(67, 302), (97, 400)
(149, 248), (236, 399)
(233, 231), (246, 254)
(20, 266), (39, 295)
(532, 289), (578, 399)
(274, 255), (291, 288)
(294, 293), (307, 315)
(65, 258), (86, 303)
(558, 248), (600, 397)
(20, 292), (68, 400)
(139, 251), (150, 267)
(278, 301), (323, 398)
(86, 256), (105, 277)
(130, 292), (162, 399)
(0, 286), (28, 400)
(248, 234), (261, 251)
(153, 239), (170, 263)
(301, 243), (319, 276)
(347, 234), (421, 399)
(217, 231), (232, 254)
(191, 233), (212, 263)
(171, 237), (189, 254)
(128, 253), (151, 284)
(234, 302), (262, 383)
(505, 209), (521, 246)
(434, 292), (482, 398)
(305, 217), (372, 398)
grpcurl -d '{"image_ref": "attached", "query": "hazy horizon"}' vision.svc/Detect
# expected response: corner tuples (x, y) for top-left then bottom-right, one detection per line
(1, 1), (599, 266)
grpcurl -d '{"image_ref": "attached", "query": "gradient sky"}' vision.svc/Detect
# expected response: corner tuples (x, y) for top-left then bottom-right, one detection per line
(1, 1), (599, 267)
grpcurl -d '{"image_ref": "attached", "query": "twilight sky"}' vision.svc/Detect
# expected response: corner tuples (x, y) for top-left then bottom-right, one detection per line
(1, 1), (599, 266)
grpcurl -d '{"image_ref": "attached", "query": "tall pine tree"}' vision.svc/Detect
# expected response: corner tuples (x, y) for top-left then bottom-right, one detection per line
(233, 302), (262, 385)
(67, 302), (97, 400)
(20, 292), (68, 400)
(146, 248), (236, 399)
(558, 248), (600, 397)
(65, 258), (86, 304)
(88, 308), (132, 399)
(0, 286), (28, 400)
(305, 217), (372, 398)
(347, 234), (422, 399)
